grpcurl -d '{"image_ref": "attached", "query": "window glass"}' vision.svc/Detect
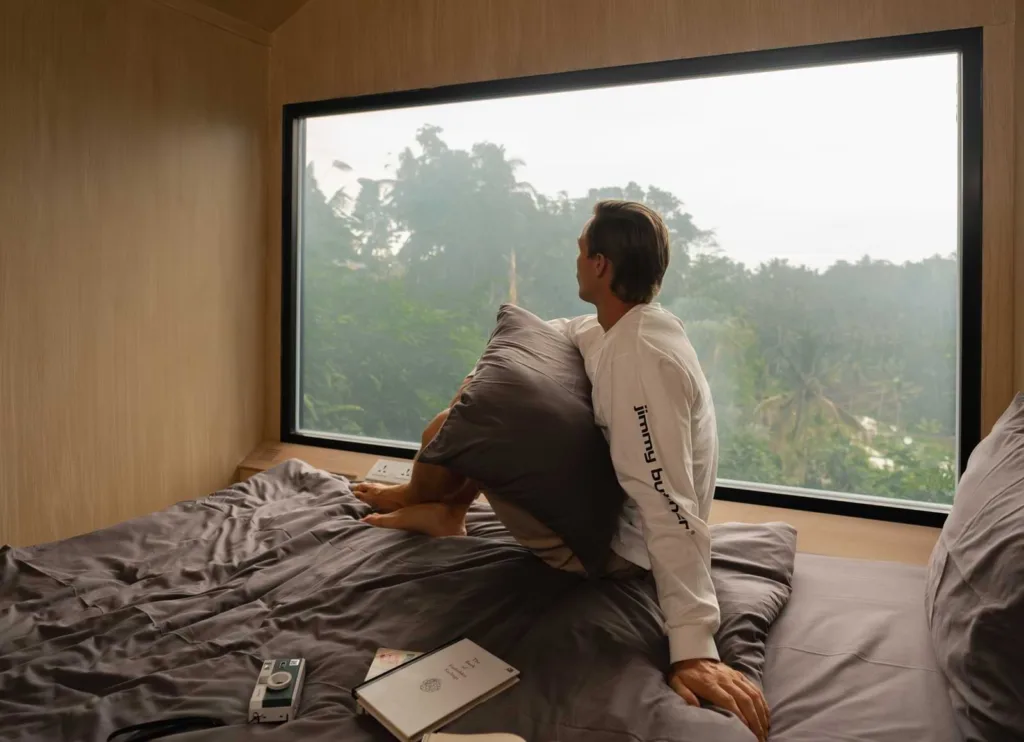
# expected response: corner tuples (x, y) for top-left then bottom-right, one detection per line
(296, 53), (961, 507)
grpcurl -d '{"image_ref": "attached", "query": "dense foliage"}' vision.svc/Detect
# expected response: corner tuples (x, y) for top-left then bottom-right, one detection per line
(300, 125), (957, 504)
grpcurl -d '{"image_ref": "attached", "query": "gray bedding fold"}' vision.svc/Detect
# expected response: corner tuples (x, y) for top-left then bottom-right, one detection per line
(763, 554), (963, 742)
(0, 460), (789, 742)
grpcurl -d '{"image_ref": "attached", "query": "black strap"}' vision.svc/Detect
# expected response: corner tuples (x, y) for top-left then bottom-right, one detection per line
(106, 717), (225, 742)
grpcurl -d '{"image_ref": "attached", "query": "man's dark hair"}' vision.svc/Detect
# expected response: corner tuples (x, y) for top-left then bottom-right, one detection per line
(583, 200), (670, 303)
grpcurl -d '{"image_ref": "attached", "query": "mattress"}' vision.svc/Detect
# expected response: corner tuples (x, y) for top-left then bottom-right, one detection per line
(763, 554), (962, 742)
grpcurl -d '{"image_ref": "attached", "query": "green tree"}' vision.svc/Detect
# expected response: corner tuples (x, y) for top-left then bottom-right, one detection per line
(754, 331), (863, 482)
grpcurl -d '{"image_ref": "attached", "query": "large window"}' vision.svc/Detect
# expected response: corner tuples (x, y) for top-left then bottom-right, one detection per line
(282, 30), (982, 524)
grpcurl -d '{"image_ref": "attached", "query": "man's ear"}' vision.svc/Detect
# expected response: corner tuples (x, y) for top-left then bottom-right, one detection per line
(594, 254), (611, 278)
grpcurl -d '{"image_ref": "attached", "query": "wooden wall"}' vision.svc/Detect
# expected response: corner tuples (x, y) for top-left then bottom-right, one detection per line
(1017, 1), (1024, 397)
(0, 0), (268, 546)
(187, 0), (312, 32)
(267, 0), (1022, 439)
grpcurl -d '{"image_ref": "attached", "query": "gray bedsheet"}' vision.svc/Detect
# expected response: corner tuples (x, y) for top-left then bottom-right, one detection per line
(763, 554), (962, 742)
(0, 461), (757, 742)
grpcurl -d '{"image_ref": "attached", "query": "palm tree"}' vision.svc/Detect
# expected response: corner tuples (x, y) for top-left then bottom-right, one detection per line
(755, 331), (863, 481)
(351, 176), (397, 263)
(326, 159), (353, 217)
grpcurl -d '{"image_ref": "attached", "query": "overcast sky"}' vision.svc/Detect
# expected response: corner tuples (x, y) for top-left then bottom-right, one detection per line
(305, 53), (959, 272)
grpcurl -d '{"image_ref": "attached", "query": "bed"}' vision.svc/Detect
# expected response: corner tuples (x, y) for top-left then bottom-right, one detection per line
(0, 460), (959, 742)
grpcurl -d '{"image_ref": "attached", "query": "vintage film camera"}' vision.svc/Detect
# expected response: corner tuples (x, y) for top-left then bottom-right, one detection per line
(249, 658), (306, 723)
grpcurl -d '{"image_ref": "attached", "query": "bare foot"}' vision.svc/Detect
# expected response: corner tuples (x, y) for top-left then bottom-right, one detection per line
(352, 482), (410, 513)
(362, 503), (467, 537)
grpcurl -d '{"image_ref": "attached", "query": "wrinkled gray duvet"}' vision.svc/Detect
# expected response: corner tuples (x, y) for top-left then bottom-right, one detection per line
(0, 460), (959, 742)
(0, 461), (760, 742)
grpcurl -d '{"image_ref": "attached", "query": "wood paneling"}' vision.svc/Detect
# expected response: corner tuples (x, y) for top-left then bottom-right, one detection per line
(273, 0), (1011, 104)
(267, 0), (1019, 439)
(1017, 2), (1024, 396)
(983, 24), (1020, 426)
(153, 0), (271, 46)
(237, 443), (940, 565)
(0, 0), (268, 546)
(193, 0), (312, 32)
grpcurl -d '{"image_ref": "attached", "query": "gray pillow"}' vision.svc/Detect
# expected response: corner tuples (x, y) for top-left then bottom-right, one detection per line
(925, 392), (1024, 742)
(709, 521), (797, 683)
(419, 303), (625, 578)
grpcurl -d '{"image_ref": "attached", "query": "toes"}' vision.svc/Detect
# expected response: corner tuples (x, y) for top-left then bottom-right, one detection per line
(362, 512), (397, 530)
(352, 485), (375, 502)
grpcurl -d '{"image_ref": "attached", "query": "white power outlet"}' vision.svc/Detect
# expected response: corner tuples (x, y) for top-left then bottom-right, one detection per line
(365, 458), (414, 485)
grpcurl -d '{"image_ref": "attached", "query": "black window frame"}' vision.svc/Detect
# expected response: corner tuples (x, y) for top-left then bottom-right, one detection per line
(281, 28), (983, 528)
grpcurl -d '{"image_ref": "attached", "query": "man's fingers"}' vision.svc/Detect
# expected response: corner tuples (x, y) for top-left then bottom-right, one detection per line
(741, 677), (771, 732)
(725, 682), (764, 741)
(732, 675), (769, 737)
(703, 685), (746, 729)
(741, 675), (770, 724)
(669, 661), (770, 741)
(702, 683), (760, 741)
(668, 675), (701, 707)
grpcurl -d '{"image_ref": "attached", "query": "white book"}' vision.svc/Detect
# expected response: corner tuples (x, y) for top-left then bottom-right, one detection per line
(352, 638), (520, 742)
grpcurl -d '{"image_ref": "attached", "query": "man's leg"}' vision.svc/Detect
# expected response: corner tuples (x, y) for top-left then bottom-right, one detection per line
(352, 408), (464, 511)
(352, 406), (479, 537)
(352, 374), (473, 512)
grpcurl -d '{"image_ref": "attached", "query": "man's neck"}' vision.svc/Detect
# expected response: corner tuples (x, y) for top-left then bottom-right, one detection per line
(595, 299), (642, 332)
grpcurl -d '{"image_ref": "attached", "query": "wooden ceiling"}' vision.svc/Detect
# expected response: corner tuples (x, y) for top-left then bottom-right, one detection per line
(192, 0), (313, 32)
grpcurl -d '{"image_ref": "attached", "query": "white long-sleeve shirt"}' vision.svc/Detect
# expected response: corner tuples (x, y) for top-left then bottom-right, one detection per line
(549, 303), (721, 664)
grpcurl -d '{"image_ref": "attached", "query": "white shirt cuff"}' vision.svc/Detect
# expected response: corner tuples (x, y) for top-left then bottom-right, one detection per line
(668, 625), (720, 664)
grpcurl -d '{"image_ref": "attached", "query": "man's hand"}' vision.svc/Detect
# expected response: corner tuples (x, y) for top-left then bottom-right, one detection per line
(669, 658), (770, 741)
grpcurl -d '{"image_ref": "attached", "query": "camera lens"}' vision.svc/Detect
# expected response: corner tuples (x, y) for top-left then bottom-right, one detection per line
(267, 671), (292, 690)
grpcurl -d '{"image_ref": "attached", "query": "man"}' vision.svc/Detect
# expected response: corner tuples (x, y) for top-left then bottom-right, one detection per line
(353, 200), (769, 741)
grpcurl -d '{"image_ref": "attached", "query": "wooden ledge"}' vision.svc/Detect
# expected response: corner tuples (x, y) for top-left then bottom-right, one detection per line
(237, 441), (372, 481)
